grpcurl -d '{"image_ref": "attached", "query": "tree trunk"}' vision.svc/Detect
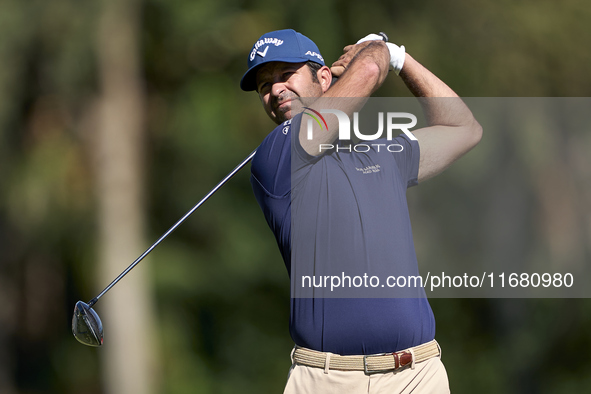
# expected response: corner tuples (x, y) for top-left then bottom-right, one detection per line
(95, 0), (158, 393)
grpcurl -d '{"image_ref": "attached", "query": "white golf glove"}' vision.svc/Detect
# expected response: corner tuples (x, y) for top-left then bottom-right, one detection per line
(356, 34), (406, 75)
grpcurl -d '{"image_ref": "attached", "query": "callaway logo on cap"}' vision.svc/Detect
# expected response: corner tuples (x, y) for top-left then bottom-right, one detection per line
(240, 29), (325, 91)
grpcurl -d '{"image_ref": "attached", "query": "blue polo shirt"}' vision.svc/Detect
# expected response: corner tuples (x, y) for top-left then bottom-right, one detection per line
(250, 114), (435, 355)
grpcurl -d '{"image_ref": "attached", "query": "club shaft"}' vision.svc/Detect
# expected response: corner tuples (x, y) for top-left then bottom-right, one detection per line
(88, 149), (257, 308)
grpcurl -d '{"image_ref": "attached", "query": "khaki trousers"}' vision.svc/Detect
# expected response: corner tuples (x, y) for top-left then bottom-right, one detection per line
(283, 353), (450, 394)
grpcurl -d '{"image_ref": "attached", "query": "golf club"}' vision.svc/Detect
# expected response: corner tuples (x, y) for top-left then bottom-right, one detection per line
(72, 149), (257, 347)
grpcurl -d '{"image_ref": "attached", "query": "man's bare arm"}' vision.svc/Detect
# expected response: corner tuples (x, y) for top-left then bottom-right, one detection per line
(399, 54), (482, 182)
(299, 41), (390, 156)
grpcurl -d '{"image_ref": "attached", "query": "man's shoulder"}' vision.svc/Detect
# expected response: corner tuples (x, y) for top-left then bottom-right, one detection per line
(251, 117), (299, 198)
(263, 116), (298, 142)
(255, 115), (303, 158)
(252, 117), (301, 176)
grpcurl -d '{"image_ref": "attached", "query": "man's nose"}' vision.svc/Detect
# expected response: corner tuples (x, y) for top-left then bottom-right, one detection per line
(271, 81), (286, 97)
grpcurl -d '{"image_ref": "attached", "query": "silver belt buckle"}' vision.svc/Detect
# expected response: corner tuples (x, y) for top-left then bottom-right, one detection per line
(363, 353), (387, 374)
(363, 355), (371, 374)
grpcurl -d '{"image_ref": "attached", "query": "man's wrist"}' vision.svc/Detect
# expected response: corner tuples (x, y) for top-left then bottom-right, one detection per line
(386, 43), (405, 75)
(356, 33), (406, 75)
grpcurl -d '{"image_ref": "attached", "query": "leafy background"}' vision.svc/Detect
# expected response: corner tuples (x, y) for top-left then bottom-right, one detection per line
(0, 0), (590, 393)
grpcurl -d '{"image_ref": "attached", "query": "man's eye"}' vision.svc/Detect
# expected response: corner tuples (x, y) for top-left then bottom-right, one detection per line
(282, 72), (294, 80)
(258, 82), (270, 92)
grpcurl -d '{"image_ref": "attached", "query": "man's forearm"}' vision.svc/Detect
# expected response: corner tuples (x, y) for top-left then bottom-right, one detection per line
(299, 41), (391, 155)
(399, 54), (459, 98)
(397, 53), (481, 182)
(399, 54), (474, 128)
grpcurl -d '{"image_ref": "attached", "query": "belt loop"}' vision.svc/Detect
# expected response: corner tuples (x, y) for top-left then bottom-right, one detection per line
(324, 353), (332, 374)
(290, 346), (296, 364)
(408, 348), (416, 370)
(436, 340), (442, 359)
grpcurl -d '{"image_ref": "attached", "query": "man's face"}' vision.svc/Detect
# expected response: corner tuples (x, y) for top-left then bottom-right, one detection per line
(256, 62), (324, 125)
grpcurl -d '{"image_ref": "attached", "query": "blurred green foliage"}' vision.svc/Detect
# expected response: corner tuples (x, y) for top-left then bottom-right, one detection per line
(0, 0), (590, 393)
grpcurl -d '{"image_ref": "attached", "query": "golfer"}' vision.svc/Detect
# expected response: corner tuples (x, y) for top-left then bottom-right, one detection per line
(240, 29), (481, 393)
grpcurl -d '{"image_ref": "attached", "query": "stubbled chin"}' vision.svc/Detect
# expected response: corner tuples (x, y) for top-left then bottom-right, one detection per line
(272, 99), (305, 124)
(273, 106), (292, 124)
(274, 112), (291, 124)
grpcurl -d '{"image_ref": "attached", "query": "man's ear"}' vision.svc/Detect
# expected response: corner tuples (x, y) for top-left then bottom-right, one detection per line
(318, 66), (332, 93)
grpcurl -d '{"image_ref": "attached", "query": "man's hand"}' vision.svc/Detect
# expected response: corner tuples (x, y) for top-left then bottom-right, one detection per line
(330, 40), (383, 78)
(331, 34), (406, 77)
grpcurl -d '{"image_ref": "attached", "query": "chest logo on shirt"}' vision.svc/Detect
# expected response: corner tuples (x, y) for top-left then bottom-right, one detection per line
(282, 119), (292, 135)
(356, 164), (381, 174)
